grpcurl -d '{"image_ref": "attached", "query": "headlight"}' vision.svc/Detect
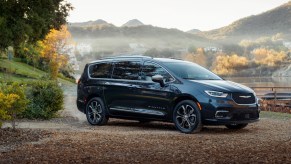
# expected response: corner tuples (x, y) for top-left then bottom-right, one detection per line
(205, 90), (228, 98)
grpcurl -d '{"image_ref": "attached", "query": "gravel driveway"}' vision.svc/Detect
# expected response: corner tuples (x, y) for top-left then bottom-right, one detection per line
(0, 85), (290, 163)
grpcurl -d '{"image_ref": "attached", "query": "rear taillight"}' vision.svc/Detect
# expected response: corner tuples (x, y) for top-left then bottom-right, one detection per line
(76, 73), (83, 84)
(77, 78), (81, 84)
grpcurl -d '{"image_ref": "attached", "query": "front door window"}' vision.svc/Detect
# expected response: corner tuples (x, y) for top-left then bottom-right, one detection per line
(141, 62), (174, 82)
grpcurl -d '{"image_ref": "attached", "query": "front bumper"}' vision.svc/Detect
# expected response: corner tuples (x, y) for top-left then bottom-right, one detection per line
(200, 97), (260, 125)
(203, 108), (260, 125)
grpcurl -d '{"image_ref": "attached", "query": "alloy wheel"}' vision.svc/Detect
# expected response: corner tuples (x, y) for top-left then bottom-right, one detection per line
(86, 97), (108, 126)
(87, 100), (102, 124)
(176, 104), (197, 130)
(173, 100), (202, 133)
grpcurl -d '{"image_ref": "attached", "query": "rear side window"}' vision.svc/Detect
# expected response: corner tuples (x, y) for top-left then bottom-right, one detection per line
(89, 62), (112, 78)
(112, 61), (141, 80)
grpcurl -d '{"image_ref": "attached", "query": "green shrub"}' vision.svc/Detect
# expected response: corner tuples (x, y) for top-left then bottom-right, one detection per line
(22, 81), (64, 119)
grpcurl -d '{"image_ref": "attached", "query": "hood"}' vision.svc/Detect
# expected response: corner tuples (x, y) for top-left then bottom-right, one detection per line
(189, 80), (254, 93)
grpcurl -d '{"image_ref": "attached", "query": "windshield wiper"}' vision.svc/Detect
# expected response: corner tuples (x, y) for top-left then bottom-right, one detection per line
(204, 78), (220, 80)
(182, 78), (198, 80)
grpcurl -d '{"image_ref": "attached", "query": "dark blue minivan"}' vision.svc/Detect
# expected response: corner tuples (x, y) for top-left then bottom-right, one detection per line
(77, 56), (259, 133)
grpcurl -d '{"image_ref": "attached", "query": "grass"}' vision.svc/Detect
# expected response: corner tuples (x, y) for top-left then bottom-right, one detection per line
(0, 59), (46, 80)
(0, 72), (35, 82)
(260, 111), (291, 120)
(0, 59), (75, 85)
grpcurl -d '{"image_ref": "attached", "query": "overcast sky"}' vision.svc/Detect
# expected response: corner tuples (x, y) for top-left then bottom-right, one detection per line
(67, 0), (289, 31)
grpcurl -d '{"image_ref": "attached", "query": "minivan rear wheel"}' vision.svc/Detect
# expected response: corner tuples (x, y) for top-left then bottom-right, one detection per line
(86, 97), (108, 125)
(225, 123), (248, 129)
(173, 100), (202, 134)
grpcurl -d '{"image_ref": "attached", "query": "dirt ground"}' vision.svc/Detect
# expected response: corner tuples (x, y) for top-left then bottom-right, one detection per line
(0, 85), (290, 163)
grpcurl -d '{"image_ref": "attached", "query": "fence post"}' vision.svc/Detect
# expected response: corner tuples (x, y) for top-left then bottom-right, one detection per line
(273, 90), (277, 112)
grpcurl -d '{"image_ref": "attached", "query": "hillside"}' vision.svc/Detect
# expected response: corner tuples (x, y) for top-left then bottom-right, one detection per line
(69, 24), (207, 39)
(187, 29), (201, 34)
(70, 19), (113, 27)
(68, 21), (214, 53)
(122, 19), (144, 27)
(0, 59), (74, 84)
(0, 59), (45, 81)
(201, 1), (291, 41)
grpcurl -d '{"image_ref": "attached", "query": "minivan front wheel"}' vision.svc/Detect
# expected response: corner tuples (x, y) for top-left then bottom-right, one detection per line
(86, 97), (108, 125)
(173, 100), (202, 133)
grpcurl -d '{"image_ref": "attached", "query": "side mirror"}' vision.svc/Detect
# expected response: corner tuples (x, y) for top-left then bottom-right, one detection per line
(152, 75), (165, 87)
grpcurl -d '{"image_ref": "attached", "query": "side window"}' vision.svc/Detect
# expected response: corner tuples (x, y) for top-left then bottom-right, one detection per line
(141, 62), (174, 82)
(112, 61), (142, 80)
(89, 62), (112, 78)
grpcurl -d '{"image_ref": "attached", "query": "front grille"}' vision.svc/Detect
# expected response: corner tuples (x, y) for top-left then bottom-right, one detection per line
(232, 93), (256, 104)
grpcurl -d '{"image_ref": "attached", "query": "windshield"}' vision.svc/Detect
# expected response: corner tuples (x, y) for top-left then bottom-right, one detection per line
(164, 62), (222, 80)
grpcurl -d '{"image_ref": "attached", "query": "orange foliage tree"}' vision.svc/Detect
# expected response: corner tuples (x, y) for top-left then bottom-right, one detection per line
(38, 25), (73, 80)
(252, 48), (287, 67)
(184, 48), (207, 67)
(212, 54), (249, 76)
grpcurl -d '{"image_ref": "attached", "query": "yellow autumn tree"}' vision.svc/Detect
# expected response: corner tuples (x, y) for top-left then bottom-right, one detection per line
(184, 48), (207, 67)
(0, 83), (28, 129)
(38, 25), (73, 80)
(212, 54), (249, 76)
(252, 48), (286, 67)
(0, 93), (20, 128)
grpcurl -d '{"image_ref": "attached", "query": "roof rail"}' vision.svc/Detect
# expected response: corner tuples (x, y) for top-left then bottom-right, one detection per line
(100, 55), (152, 60)
(169, 57), (182, 60)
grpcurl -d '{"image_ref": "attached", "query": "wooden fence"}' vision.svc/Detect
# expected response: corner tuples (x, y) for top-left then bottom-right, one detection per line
(251, 87), (291, 113)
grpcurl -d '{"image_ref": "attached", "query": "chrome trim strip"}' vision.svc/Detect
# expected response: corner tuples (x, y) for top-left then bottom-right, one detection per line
(233, 102), (257, 106)
(110, 107), (165, 116)
(239, 96), (251, 98)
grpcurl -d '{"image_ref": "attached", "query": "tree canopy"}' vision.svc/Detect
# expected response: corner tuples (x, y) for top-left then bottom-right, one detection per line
(0, 0), (73, 51)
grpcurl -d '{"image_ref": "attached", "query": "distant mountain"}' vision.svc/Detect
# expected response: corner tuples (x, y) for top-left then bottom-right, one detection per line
(68, 20), (214, 53)
(122, 19), (144, 27)
(69, 24), (208, 42)
(70, 19), (112, 27)
(201, 1), (291, 41)
(187, 29), (201, 34)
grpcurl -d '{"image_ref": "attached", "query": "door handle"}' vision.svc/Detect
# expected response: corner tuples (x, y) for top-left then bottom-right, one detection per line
(128, 84), (136, 88)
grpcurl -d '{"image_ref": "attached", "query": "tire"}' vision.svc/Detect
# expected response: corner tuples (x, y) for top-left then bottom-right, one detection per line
(173, 100), (202, 134)
(86, 97), (108, 126)
(225, 123), (248, 130)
